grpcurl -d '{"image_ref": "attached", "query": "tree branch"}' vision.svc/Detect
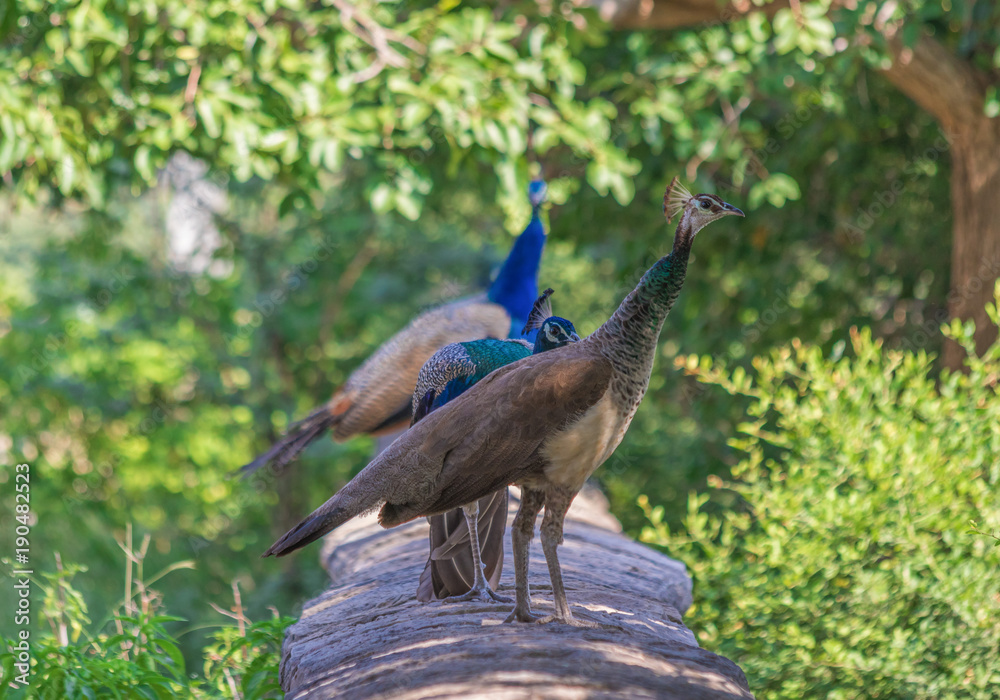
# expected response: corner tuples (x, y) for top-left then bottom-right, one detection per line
(598, 0), (991, 135)
(280, 487), (753, 698)
(879, 32), (992, 133)
(593, 0), (786, 30)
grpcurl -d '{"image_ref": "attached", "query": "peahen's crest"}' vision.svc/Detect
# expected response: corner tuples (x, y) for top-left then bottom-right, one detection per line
(664, 177), (742, 231)
(663, 176), (693, 223)
(521, 288), (554, 335)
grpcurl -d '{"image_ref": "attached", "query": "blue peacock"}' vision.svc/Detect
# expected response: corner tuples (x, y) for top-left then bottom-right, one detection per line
(240, 180), (550, 475)
(409, 289), (579, 603)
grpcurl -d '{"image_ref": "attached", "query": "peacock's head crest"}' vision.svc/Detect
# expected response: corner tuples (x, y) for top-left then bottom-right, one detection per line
(664, 177), (744, 236)
(522, 288), (580, 352)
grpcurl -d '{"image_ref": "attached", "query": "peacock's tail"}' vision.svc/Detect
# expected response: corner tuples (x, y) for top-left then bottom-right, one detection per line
(415, 488), (508, 601)
(237, 400), (346, 478)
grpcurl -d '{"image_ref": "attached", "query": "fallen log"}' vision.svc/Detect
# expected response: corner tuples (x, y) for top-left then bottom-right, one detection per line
(279, 487), (754, 699)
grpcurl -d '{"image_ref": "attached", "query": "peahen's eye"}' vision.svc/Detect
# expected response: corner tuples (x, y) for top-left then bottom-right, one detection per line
(699, 199), (710, 209)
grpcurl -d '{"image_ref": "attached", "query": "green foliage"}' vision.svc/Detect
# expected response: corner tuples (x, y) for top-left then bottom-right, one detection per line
(968, 521), (1000, 548)
(1, 0), (994, 691)
(641, 287), (1000, 699)
(200, 616), (289, 700)
(0, 554), (291, 699)
(0, 0), (964, 669)
(0, 0), (643, 215)
(25, 613), (191, 699)
(0, 0), (857, 224)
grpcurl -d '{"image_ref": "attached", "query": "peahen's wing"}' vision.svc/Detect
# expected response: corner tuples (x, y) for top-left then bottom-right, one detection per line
(328, 296), (511, 440)
(375, 347), (614, 527)
(264, 345), (612, 557)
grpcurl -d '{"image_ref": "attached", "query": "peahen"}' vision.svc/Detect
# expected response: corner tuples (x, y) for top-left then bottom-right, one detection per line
(239, 180), (549, 476)
(262, 178), (744, 627)
(410, 288), (579, 603)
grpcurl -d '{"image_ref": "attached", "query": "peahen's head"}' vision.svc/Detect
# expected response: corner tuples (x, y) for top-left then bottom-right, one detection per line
(663, 177), (744, 241)
(522, 288), (580, 353)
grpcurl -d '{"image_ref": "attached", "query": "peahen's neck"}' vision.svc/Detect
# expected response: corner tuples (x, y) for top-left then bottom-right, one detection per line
(590, 214), (694, 398)
(487, 210), (545, 337)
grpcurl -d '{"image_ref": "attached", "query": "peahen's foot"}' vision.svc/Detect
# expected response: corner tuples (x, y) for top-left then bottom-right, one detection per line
(533, 613), (603, 628)
(504, 604), (545, 623)
(441, 584), (512, 604)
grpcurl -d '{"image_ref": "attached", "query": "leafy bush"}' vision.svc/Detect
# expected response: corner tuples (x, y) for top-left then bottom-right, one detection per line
(641, 286), (1000, 699)
(0, 544), (292, 699)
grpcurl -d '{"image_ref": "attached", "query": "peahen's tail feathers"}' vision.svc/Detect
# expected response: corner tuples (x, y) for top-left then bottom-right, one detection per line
(262, 479), (383, 557)
(262, 504), (349, 557)
(237, 405), (339, 478)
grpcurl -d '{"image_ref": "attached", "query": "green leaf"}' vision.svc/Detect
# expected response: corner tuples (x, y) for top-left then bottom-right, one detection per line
(195, 98), (221, 139)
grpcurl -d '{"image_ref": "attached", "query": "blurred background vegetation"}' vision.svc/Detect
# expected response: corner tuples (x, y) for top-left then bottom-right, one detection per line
(1, 0), (998, 697)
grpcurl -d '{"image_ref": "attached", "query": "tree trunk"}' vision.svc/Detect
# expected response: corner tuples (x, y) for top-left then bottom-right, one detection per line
(278, 486), (754, 699)
(941, 119), (1000, 366)
(878, 35), (1000, 367)
(885, 34), (1000, 369)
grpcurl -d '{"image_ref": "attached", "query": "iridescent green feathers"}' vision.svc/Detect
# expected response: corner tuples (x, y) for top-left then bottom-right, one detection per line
(410, 338), (532, 425)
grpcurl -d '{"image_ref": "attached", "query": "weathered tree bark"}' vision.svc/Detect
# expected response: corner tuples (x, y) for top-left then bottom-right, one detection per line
(279, 487), (754, 699)
(599, 0), (1000, 368)
(879, 34), (1000, 367)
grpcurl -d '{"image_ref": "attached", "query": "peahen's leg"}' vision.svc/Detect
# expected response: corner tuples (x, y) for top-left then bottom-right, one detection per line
(504, 486), (546, 623)
(441, 500), (512, 603)
(535, 486), (598, 627)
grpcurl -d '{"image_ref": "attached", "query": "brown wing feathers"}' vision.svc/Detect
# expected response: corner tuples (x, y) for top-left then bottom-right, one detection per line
(264, 348), (613, 557)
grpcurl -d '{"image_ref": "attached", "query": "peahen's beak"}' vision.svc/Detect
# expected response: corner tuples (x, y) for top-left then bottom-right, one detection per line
(723, 202), (745, 217)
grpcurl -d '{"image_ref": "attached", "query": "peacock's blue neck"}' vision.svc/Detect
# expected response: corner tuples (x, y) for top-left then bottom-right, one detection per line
(487, 212), (545, 338)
